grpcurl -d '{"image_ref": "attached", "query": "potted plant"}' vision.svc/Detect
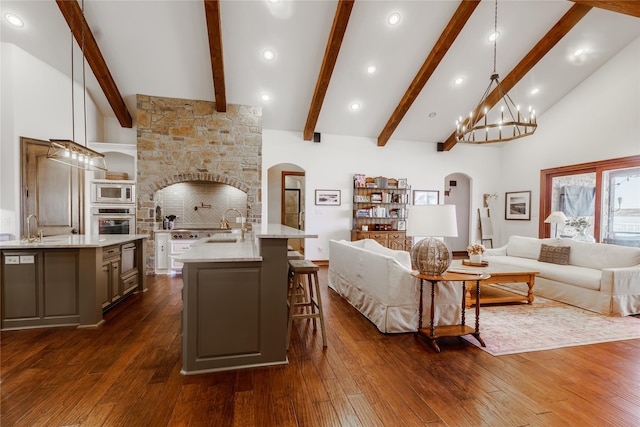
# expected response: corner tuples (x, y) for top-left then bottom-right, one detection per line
(467, 243), (486, 263)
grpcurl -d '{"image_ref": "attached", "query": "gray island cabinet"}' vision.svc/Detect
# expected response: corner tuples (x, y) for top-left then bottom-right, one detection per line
(177, 224), (317, 374)
(0, 235), (148, 330)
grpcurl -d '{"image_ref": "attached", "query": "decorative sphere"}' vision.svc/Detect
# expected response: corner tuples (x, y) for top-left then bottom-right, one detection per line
(410, 237), (452, 276)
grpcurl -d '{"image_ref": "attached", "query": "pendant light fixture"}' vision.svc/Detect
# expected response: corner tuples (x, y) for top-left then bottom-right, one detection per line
(47, 0), (107, 172)
(455, 0), (537, 144)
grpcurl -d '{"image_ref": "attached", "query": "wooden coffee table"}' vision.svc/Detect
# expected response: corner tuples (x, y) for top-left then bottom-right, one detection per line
(449, 260), (539, 308)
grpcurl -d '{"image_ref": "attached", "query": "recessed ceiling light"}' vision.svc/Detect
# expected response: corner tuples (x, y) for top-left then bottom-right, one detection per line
(260, 93), (271, 102)
(350, 102), (361, 111)
(428, 112), (437, 118)
(4, 12), (24, 28)
(573, 48), (584, 57)
(367, 65), (376, 74)
(488, 31), (500, 42)
(454, 77), (464, 86)
(388, 13), (401, 26)
(262, 49), (276, 61)
(530, 88), (540, 95)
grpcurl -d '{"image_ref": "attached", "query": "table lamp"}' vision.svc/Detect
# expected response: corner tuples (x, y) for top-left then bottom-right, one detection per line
(544, 211), (567, 237)
(407, 205), (458, 276)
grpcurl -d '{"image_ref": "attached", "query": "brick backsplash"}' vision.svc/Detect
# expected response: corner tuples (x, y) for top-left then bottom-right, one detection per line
(159, 182), (247, 228)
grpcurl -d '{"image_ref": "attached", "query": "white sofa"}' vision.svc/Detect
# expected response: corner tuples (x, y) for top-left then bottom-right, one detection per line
(484, 236), (640, 316)
(328, 239), (462, 333)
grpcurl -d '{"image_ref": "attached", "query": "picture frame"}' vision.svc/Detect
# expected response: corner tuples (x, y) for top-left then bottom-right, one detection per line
(371, 192), (383, 203)
(397, 220), (406, 231)
(505, 191), (531, 220)
(413, 190), (439, 206)
(315, 189), (341, 206)
(397, 178), (408, 189)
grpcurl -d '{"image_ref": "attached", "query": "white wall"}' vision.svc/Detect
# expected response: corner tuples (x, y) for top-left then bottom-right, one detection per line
(262, 131), (504, 261)
(0, 43), (102, 238)
(492, 36), (640, 245)
(443, 172), (472, 252)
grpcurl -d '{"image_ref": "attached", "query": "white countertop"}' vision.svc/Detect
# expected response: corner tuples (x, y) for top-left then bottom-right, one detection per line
(175, 234), (261, 263)
(175, 224), (317, 263)
(0, 234), (149, 249)
(253, 223), (318, 239)
(154, 224), (317, 239)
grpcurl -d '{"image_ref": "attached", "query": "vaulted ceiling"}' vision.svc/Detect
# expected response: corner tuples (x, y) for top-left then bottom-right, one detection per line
(2, 0), (639, 151)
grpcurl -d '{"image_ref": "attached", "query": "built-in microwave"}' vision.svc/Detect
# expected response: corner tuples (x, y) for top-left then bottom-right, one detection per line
(92, 180), (135, 204)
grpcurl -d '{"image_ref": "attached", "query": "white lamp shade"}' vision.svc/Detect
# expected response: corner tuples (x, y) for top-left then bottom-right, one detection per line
(544, 211), (568, 224)
(407, 205), (458, 238)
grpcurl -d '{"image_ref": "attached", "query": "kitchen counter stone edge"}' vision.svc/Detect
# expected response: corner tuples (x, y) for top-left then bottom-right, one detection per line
(0, 234), (149, 249)
(175, 224), (318, 264)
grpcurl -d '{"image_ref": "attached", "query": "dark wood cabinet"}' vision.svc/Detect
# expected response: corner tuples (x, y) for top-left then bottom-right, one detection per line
(1, 237), (146, 330)
(351, 175), (411, 251)
(1, 250), (79, 328)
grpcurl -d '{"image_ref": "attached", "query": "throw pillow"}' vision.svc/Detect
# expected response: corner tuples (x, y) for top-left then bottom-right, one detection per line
(538, 244), (570, 265)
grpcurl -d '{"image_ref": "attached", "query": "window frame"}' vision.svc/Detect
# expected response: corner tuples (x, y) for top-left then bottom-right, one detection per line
(539, 155), (640, 241)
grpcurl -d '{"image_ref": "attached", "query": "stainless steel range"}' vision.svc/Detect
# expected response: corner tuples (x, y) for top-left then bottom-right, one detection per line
(169, 229), (229, 240)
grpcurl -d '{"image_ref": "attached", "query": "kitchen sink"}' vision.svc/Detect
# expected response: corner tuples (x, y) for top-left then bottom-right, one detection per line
(41, 236), (71, 242)
(204, 234), (238, 243)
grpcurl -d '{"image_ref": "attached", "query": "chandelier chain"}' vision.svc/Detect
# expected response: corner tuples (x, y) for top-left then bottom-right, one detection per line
(493, 0), (498, 74)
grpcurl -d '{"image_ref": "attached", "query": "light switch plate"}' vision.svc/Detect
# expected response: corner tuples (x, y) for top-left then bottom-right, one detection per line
(20, 255), (35, 264)
(5, 256), (19, 264)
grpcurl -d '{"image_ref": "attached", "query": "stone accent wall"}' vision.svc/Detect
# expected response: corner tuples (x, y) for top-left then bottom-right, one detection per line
(136, 94), (262, 273)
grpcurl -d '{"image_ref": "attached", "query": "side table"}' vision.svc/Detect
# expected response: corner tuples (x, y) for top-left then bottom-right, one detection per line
(412, 271), (490, 352)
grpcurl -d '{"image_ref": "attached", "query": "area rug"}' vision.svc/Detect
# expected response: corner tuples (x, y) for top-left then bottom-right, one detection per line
(461, 288), (640, 356)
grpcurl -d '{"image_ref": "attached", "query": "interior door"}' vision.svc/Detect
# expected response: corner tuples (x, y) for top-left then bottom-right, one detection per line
(282, 172), (305, 253)
(284, 189), (301, 229)
(21, 137), (83, 237)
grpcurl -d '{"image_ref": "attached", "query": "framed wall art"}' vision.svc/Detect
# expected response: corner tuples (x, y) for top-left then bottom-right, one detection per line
(315, 189), (341, 206)
(505, 191), (531, 220)
(413, 190), (439, 206)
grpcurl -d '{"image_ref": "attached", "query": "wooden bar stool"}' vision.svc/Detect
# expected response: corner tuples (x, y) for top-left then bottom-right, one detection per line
(287, 259), (327, 349)
(287, 250), (304, 260)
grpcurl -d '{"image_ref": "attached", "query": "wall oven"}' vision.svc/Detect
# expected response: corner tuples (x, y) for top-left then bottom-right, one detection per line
(91, 205), (136, 235)
(92, 180), (135, 204)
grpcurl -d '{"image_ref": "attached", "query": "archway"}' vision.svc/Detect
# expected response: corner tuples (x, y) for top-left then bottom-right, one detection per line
(443, 173), (471, 254)
(267, 163), (306, 253)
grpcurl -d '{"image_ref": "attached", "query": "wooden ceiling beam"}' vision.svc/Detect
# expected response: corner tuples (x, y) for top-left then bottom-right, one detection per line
(55, 0), (133, 128)
(441, 3), (592, 151)
(569, 1), (640, 18)
(204, 0), (227, 112)
(303, 0), (355, 141)
(377, 1), (480, 147)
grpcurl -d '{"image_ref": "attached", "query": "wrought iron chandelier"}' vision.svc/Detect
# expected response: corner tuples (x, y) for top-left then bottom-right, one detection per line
(47, 0), (107, 172)
(455, 0), (537, 144)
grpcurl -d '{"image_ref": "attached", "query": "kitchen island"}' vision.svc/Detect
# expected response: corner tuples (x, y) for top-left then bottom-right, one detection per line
(176, 224), (317, 374)
(0, 234), (148, 330)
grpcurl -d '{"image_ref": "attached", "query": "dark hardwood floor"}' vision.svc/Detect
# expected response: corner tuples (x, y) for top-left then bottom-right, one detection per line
(2, 266), (640, 426)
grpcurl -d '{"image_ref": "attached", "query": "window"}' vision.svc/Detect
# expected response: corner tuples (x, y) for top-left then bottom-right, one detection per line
(601, 167), (640, 247)
(540, 155), (640, 248)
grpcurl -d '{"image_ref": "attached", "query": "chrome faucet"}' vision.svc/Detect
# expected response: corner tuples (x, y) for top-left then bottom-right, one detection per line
(25, 214), (41, 243)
